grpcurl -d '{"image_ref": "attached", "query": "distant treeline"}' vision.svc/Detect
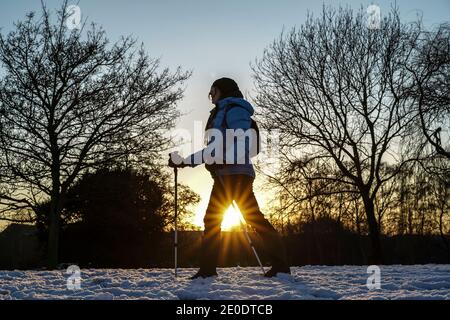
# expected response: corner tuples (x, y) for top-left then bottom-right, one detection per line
(59, 217), (450, 268)
(1, 217), (448, 269)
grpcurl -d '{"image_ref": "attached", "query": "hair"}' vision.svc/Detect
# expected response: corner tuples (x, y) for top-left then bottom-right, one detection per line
(211, 77), (244, 100)
(206, 78), (244, 131)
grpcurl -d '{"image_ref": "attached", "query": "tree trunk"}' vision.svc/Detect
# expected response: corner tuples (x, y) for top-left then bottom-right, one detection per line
(438, 206), (450, 262)
(47, 158), (62, 269)
(362, 193), (383, 264)
(47, 192), (61, 269)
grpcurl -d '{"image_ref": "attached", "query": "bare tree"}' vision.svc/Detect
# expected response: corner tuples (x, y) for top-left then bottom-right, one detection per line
(408, 23), (450, 162)
(252, 7), (427, 263)
(0, 2), (190, 268)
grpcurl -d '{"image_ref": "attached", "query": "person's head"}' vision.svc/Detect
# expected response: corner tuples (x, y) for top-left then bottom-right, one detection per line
(208, 77), (244, 104)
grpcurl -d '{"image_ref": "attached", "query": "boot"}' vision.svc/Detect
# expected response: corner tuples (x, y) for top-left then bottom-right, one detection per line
(190, 269), (218, 280)
(261, 231), (290, 277)
(194, 231), (220, 279)
(264, 265), (291, 278)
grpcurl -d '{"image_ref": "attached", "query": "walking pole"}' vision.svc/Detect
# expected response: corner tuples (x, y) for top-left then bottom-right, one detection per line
(217, 176), (265, 275)
(174, 167), (178, 278)
(231, 200), (265, 275)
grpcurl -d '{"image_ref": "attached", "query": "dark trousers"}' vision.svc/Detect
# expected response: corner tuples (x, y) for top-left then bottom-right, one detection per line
(199, 174), (288, 272)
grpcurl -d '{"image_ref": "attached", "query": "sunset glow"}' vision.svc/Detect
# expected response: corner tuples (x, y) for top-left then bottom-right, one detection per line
(221, 206), (244, 230)
(194, 203), (245, 231)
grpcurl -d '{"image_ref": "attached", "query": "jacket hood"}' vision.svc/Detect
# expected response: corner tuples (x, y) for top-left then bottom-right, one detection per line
(216, 97), (254, 116)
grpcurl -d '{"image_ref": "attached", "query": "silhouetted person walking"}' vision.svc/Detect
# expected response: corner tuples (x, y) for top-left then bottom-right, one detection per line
(169, 78), (290, 279)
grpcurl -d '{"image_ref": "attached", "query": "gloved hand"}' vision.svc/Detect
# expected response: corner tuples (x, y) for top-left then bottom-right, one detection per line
(168, 151), (187, 168)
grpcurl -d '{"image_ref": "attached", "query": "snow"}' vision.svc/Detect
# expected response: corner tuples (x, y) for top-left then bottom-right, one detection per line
(0, 265), (449, 300)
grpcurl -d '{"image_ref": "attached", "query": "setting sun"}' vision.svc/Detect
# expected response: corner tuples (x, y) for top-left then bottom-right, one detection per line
(194, 203), (244, 231)
(221, 206), (244, 231)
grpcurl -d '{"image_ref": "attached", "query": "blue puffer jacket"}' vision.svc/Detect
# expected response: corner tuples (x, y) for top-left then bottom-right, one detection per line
(186, 97), (256, 178)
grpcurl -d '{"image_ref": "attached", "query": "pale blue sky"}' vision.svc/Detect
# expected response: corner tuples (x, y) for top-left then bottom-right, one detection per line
(1, 0), (449, 227)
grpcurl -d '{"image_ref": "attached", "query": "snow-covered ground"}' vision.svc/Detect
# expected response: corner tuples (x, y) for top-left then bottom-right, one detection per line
(0, 265), (449, 300)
